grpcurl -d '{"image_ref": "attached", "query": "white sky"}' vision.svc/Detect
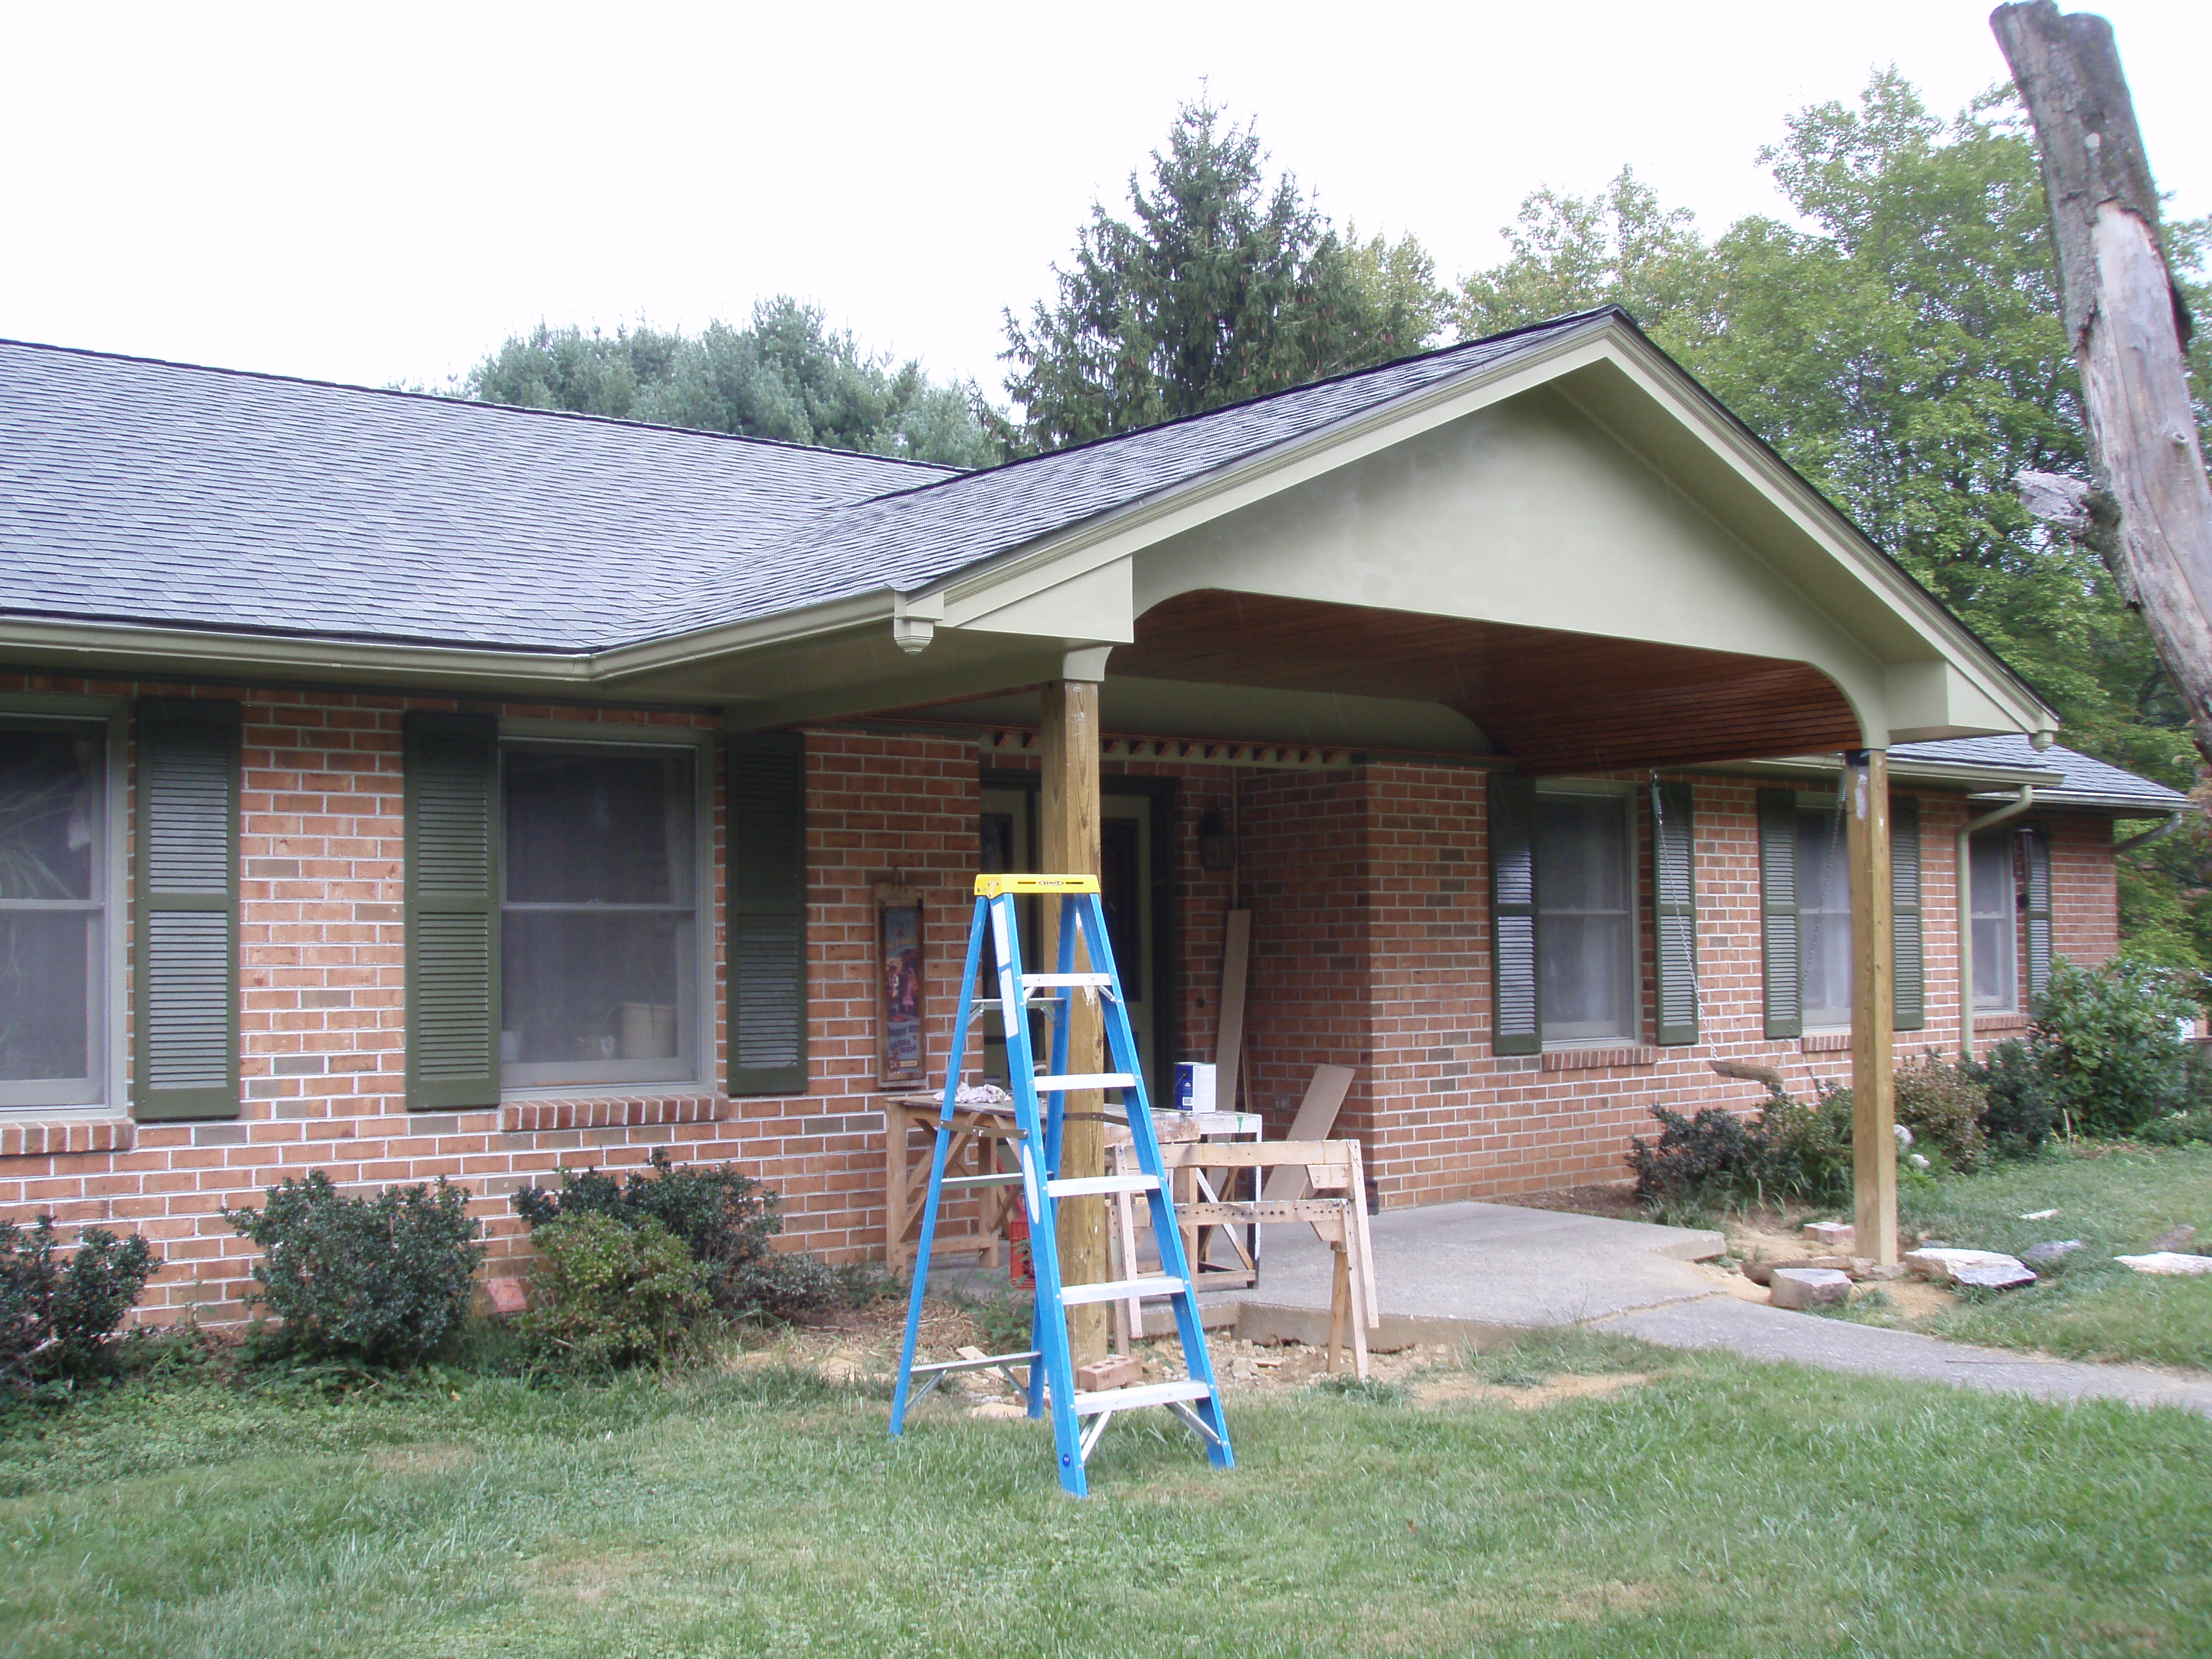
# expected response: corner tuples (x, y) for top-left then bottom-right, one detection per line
(4, 0), (2206, 407)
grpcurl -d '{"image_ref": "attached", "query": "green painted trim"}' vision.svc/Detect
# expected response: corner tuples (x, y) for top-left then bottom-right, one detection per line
(1651, 780), (1699, 1047)
(1489, 775), (1541, 1057)
(403, 711), (502, 1110)
(1757, 788), (1802, 1040)
(727, 731), (809, 1096)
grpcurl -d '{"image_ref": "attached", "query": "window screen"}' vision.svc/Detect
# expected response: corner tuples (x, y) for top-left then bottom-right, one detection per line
(500, 743), (698, 1088)
(1536, 792), (1635, 1043)
(1969, 832), (2018, 1013)
(0, 721), (105, 1106)
(1797, 807), (1853, 1029)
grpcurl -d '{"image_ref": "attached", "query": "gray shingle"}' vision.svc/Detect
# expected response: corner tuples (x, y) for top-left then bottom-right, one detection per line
(1892, 735), (2188, 809)
(0, 315), (1605, 652)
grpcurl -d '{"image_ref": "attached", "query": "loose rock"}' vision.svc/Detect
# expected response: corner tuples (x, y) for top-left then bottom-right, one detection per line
(2117, 1251), (2212, 1276)
(1769, 1267), (1853, 1310)
(2020, 1239), (2087, 1267)
(1741, 1259), (1779, 1286)
(1804, 1220), (1856, 1249)
(2148, 1224), (2198, 1254)
(1905, 1247), (2037, 1290)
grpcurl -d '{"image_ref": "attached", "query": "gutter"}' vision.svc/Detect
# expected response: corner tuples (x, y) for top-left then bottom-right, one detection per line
(1958, 786), (2036, 1064)
(2113, 810), (2186, 852)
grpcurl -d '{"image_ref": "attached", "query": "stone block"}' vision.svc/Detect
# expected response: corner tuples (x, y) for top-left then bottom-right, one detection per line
(1076, 1356), (1142, 1392)
(2117, 1251), (2212, 1276)
(1804, 1220), (1856, 1249)
(2148, 1224), (2198, 1254)
(1768, 1267), (1853, 1310)
(477, 1277), (528, 1317)
(1905, 1248), (2036, 1290)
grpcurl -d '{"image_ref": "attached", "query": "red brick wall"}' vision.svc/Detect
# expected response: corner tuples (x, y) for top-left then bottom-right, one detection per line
(0, 674), (2144, 1317)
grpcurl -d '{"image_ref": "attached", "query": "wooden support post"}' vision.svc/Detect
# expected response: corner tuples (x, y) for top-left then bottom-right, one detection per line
(1040, 677), (1109, 1364)
(1846, 749), (1899, 1265)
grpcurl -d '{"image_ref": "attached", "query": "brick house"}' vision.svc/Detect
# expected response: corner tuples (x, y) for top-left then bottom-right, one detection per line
(0, 309), (2186, 1318)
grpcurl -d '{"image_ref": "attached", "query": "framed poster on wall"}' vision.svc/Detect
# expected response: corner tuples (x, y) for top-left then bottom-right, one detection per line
(876, 885), (925, 1089)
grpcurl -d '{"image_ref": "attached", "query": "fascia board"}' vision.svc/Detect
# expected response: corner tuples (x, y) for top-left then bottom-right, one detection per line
(1699, 754), (2068, 791)
(1980, 790), (2188, 811)
(1588, 336), (2058, 736)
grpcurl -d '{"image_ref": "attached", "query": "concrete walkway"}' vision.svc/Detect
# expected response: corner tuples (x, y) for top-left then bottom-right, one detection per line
(1217, 1200), (2212, 1418)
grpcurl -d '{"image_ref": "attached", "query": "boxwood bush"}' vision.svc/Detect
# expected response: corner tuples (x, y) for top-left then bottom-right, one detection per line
(0, 1216), (159, 1398)
(225, 1173), (482, 1365)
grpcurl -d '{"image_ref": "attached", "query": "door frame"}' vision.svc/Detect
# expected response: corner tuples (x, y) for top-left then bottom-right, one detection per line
(980, 767), (1178, 1090)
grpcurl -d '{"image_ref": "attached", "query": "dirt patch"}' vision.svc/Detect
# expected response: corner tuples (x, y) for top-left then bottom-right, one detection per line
(1413, 1372), (1650, 1411)
(1863, 1277), (1959, 1318)
(533, 1547), (660, 1605)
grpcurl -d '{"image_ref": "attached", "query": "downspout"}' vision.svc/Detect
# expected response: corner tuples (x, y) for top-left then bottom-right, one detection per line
(1958, 786), (2035, 1064)
(2113, 810), (2185, 854)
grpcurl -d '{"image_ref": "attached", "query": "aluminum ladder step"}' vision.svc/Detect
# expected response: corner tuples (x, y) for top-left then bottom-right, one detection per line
(1046, 1174), (1159, 1197)
(1072, 1378), (1215, 1416)
(1059, 1274), (1186, 1306)
(1022, 972), (1114, 991)
(1033, 1072), (1137, 1092)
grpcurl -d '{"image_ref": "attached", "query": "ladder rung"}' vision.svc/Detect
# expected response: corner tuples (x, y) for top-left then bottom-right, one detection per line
(1033, 1073), (1137, 1092)
(1046, 1174), (1159, 1197)
(1058, 1274), (1185, 1306)
(909, 1349), (1041, 1378)
(1073, 1379), (1215, 1416)
(940, 1172), (1024, 1191)
(1022, 973), (1114, 989)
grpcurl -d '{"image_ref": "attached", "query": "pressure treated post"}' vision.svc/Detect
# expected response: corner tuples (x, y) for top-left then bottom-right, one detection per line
(1845, 748), (1899, 1265)
(1040, 677), (1109, 1363)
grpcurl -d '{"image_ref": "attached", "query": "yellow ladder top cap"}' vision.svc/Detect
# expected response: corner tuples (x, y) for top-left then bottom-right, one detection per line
(975, 873), (1101, 896)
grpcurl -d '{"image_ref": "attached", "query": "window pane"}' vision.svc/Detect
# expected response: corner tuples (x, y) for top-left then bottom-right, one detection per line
(0, 727), (98, 901)
(1536, 793), (1632, 1041)
(1970, 835), (2017, 1012)
(0, 912), (94, 1083)
(1797, 809), (1853, 1026)
(502, 910), (693, 1076)
(505, 749), (693, 906)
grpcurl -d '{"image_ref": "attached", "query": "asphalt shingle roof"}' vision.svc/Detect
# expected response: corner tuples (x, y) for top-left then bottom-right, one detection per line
(1892, 735), (2189, 809)
(0, 315), (1606, 652)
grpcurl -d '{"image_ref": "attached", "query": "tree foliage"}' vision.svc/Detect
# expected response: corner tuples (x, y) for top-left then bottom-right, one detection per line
(1455, 71), (2212, 967)
(1001, 101), (1446, 452)
(459, 297), (996, 469)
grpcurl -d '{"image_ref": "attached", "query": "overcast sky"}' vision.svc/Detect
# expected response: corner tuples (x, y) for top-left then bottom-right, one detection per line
(4, 0), (2205, 408)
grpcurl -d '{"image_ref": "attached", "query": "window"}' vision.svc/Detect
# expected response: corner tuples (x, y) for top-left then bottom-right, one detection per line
(0, 717), (109, 1107)
(1970, 832), (2018, 1013)
(1535, 789), (1635, 1043)
(1796, 806), (1853, 1029)
(498, 741), (701, 1088)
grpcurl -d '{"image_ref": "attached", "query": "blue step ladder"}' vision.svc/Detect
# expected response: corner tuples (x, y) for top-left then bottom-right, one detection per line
(889, 873), (1233, 1497)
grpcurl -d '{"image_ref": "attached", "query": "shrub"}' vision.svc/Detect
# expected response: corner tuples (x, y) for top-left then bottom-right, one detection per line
(1966, 1038), (2062, 1158)
(1892, 1053), (1990, 1171)
(1627, 1105), (1775, 1207)
(225, 1173), (482, 1365)
(0, 1218), (159, 1397)
(2033, 956), (2199, 1135)
(513, 1149), (837, 1323)
(1759, 1085), (1858, 1200)
(516, 1211), (710, 1368)
(2138, 1108), (2212, 1147)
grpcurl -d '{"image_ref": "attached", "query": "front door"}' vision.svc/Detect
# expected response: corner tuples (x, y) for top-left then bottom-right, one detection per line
(976, 781), (1169, 1099)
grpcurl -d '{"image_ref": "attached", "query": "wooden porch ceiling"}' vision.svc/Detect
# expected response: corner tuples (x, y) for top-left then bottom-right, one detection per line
(1110, 590), (1864, 774)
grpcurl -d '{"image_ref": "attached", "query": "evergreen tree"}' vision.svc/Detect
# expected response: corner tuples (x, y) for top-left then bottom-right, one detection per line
(1002, 101), (1444, 452)
(457, 297), (997, 469)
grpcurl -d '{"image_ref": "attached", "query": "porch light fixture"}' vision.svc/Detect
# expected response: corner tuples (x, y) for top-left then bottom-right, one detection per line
(1196, 808), (1236, 871)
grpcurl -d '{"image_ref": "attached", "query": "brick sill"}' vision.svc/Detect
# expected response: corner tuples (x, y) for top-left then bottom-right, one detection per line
(1540, 1046), (1659, 1071)
(502, 1095), (732, 1133)
(1975, 1015), (2030, 1033)
(1800, 1031), (1853, 1053)
(0, 1118), (136, 1158)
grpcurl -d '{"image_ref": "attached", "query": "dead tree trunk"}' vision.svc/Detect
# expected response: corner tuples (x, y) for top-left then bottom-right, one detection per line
(1993, 1), (2212, 765)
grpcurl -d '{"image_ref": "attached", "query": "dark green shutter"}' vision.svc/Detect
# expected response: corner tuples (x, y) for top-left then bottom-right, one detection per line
(1892, 796), (1925, 1031)
(404, 712), (500, 1110)
(132, 699), (240, 1120)
(2024, 827), (2052, 1012)
(1489, 775), (1541, 1056)
(1758, 788), (1802, 1040)
(729, 732), (808, 1095)
(1651, 780), (1699, 1046)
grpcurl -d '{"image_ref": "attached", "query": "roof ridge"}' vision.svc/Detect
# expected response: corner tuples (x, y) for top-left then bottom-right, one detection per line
(848, 306), (1627, 508)
(0, 335), (967, 475)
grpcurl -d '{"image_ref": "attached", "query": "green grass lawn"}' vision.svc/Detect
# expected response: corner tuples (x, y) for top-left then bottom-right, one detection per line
(4, 1331), (2211, 1658)
(1848, 1141), (2212, 1370)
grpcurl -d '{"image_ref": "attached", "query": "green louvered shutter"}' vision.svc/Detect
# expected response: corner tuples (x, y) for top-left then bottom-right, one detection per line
(1652, 780), (1699, 1046)
(1758, 788), (1802, 1040)
(2024, 827), (2053, 1012)
(404, 712), (500, 1110)
(1489, 775), (1541, 1056)
(729, 732), (808, 1095)
(132, 699), (240, 1120)
(1891, 796), (1925, 1030)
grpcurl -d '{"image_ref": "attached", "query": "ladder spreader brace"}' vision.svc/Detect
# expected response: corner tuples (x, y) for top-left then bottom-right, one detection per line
(889, 873), (1233, 1496)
